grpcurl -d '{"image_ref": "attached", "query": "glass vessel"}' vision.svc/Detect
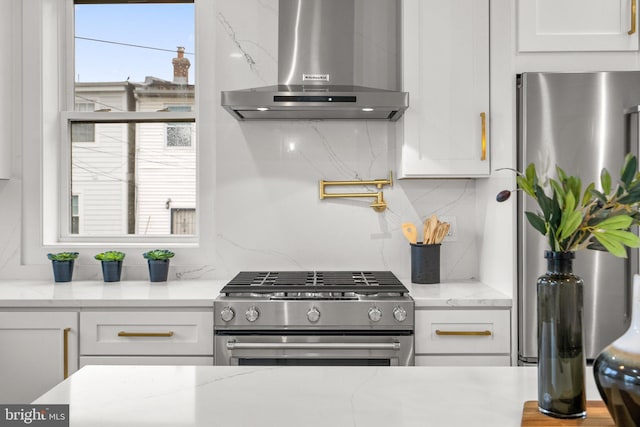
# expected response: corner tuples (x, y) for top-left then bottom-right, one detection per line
(537, 251), (586, 418)
(593, 274), (640, 427)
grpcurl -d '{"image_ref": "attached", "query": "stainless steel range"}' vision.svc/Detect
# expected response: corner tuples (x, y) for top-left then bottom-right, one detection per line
(214, 271), (414, 366)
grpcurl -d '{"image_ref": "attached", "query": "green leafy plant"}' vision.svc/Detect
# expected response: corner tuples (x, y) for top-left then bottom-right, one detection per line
(497, 153), (640, 258)
(47, 252), (79, 262)
(94, 251), (126, 262)
(143, 249), (175, 260)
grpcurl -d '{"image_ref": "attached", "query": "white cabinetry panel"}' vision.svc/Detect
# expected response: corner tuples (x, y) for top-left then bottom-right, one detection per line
(414, 308), (511, 366)
(0, 312), (78, 403)
(80, 311), (213, 356)
(518, 0), (639, 51)
(399, 0), (490, 178)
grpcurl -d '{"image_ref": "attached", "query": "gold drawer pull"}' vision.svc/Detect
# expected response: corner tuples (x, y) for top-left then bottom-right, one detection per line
(480, 112), (487, 161)
(630, 0), (637, 35)
(63, 327), (71, 379)
(435, 330), (492, 336)
(118, 331), (174, 337)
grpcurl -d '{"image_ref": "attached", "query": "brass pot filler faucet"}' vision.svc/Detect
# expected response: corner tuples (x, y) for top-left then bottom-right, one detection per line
(319, 171), (393, 212)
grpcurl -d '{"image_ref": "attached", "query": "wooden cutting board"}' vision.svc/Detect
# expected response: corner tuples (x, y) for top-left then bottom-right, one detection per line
(521, 401), (615, 426)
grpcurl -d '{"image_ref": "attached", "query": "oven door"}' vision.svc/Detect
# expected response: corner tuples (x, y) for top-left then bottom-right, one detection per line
(215, 332), (414, 366)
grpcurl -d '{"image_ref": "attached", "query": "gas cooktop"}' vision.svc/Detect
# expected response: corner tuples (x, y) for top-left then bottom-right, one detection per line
(220, 271), (408, 295)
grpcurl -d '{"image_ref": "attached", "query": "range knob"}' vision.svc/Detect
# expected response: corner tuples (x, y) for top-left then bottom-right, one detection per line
(220, 306), (235, 322)
(393, 306), (408, 322)
(368, 307), (382, 322)
(245, 306), (260, 322)
(306, 307), (321, 323)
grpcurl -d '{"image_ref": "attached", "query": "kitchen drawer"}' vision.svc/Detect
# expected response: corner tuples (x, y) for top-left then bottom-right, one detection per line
(415, 355), (511, 367)
(80, 311), (213, 356)
(80, 356), (213, 368)
(415, 308), (510, 355)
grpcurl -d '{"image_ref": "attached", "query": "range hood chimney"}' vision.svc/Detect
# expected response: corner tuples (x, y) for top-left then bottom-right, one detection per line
(221, 0), (409, 121)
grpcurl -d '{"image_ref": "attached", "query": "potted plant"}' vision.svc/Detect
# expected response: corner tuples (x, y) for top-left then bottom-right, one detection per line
(143, 249), (175, 282)
(94, 251), (126, 282)
(497, 153), (640, 419)
(47, 252), (79, 283)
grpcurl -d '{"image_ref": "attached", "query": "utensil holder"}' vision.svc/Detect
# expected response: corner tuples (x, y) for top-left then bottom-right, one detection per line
(410, 243), (440, 284)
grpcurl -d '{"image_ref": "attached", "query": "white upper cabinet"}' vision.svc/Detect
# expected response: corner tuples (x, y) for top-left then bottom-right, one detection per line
(398, 0), (490, 178)
(518, 0), (639, 52)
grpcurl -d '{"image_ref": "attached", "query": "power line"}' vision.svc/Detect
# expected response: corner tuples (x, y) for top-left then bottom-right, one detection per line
(75, 36), (194, 56)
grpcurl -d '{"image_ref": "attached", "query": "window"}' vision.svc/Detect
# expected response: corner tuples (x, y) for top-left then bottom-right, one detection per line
(166, 106), (193, 147)
(71, 102), (95, 143)
(171, 208), (196, 235)
(66, 1), (196, 238)
(71, 195), (80, 234)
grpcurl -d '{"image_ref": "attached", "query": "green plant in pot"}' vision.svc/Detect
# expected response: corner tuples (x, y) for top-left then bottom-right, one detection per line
(143, 249), (174, 282)
(47, 252), (79, 283)
(497, 153), (640, 421)
(94, 251), (126, 282)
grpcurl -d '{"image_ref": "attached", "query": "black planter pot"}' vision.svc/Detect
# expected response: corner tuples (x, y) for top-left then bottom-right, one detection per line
(101, 261), (123, 282)
(537, 251), (586, 419)
(147, 259), (170, 282)
(52, 260), (74, 283)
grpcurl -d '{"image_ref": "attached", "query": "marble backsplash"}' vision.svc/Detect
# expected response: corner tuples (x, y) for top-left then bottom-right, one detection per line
(211, 0), (478, 280)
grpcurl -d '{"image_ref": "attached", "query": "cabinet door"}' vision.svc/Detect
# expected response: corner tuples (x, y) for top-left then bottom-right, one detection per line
(518, 0), (639, 52)
(0, 312), (78, 403)
(399, 0), (490, 178)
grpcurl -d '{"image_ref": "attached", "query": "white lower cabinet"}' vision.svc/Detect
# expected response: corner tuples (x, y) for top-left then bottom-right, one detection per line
(0, 311), (79, 403)
(80, 310), (214, 364)
(414, 308), (511, 366)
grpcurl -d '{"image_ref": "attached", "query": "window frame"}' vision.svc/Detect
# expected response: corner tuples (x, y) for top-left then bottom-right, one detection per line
(20, 0), (216, 263)
(165, 105), (194, 148)
(58, 0), (197, 243)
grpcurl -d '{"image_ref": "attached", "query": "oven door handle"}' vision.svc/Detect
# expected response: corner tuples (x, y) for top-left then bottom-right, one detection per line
(226, 340), (401, 351)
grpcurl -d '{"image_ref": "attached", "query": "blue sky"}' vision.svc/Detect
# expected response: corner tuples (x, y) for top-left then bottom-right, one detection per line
(75, 3), (195, 84)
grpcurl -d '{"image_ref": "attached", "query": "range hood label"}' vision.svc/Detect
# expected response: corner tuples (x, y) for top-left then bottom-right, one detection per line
(303, 73), (330, 82)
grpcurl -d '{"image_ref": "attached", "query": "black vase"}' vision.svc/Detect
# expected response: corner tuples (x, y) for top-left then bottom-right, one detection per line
(537, 251), (586, 419)
(147, 259), (170, 282)
(101, 261), (122, 282)
(51, 260), (74, 283)
(593, 274), (640, 427)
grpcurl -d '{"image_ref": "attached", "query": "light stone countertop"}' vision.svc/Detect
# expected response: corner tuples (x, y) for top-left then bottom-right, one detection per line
(0, 278), (512, 308)
(33, 365), (601, 427)
(404, 279), (513, 308)
(0, 280), (227, 308)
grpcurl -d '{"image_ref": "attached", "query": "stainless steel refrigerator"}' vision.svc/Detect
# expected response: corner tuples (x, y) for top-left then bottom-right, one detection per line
(517, 71), (639, 365)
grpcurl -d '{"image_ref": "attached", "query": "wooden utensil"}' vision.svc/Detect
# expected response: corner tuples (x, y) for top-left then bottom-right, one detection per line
(434, 222), (450, 244)
(401, 222), (418, 244)
(423, 215), (438, 244)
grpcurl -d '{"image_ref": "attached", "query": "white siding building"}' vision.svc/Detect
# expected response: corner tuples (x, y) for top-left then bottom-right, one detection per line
(72, 49), (195, 236)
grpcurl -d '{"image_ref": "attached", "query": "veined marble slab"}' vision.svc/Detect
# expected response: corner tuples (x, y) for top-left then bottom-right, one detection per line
(33, 365), (601, 427)
(0, 278), (511, 308)
(0, 280), (226, 307)
(403, 279), (512, 308)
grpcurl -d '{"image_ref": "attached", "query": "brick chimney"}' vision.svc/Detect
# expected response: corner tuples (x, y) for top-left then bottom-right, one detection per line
(172, 46), (190, 84)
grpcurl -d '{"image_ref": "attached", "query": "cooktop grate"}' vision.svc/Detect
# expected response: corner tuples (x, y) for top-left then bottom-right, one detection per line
(221, 271), (408, 295)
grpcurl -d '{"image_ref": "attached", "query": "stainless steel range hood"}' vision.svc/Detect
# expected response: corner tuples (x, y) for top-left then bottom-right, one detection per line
(221, 0), (408, 121)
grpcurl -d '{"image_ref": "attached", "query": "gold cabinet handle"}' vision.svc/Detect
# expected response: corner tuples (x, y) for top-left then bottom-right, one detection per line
(63, 327), (71, 379)
(117, 331), (174, 337)
(480, 112), (487, 161)
(435, 329), (492, 336)
(630, 0), (637, 35)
